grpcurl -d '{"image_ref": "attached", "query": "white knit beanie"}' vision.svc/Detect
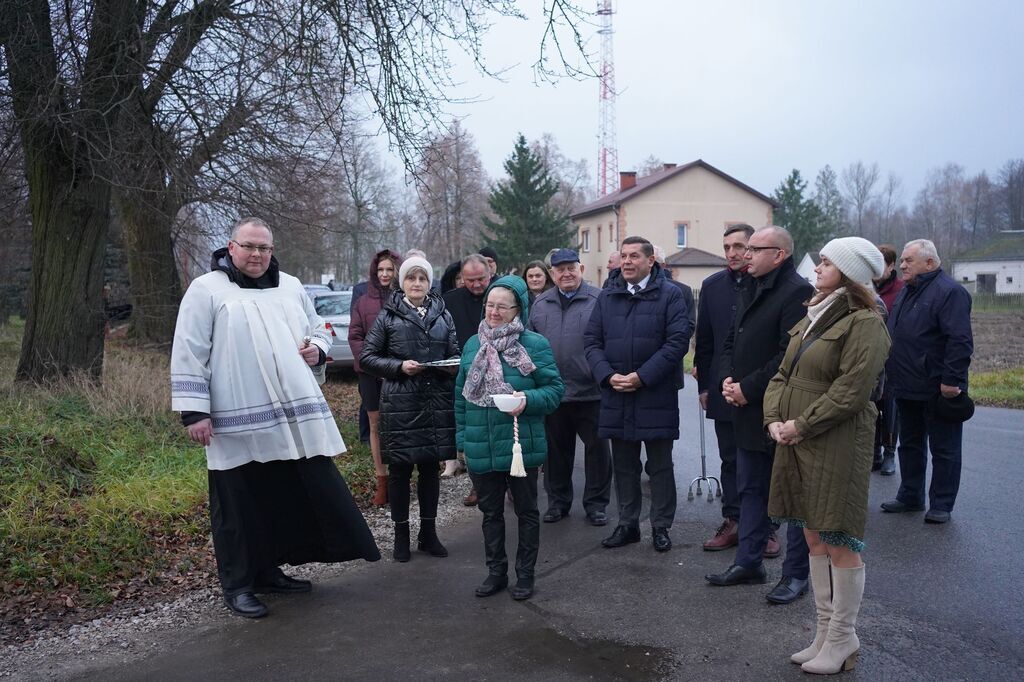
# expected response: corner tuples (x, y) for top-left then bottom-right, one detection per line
(398, 256), (433, 287)
(819, 237), (885, 286)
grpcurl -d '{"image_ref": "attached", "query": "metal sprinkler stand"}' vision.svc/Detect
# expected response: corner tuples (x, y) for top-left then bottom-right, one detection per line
(688, 402), (722, 502)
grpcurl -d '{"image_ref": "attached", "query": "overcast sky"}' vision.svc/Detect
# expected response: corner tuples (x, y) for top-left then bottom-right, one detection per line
(433, 0), (1023, 200)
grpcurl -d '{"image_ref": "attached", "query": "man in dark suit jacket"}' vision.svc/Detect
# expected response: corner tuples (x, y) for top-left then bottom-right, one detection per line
(705, 226), (813, 606)
(584, 236), (692, 553)
(693, 224), (753, 551)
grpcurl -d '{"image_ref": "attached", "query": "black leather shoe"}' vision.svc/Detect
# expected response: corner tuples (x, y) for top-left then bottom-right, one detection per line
(601, 525), (641, 548)
(880, 452), (897, 476)
(543, 508), (568, 523)
(881, 499), (925, 513)
(765, 575), (808, 604)
(705, 563), (768, 586)
(474, 574), (508, 598)
(224, 592), (268, 618)
(652, 527), (672, 552)
(509, 578), (534, 601)
(871, 448), (883, 472)
(255, 574), (312, 594)
(925, 509), (951, 524)
(586, 510), (608, 527)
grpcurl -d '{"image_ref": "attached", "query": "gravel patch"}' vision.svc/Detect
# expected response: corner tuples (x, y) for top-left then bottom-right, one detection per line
(0, 474), (475, 680)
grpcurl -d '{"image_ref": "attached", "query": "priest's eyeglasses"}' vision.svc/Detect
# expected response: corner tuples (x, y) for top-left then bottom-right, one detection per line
(231, 240), (274, 254)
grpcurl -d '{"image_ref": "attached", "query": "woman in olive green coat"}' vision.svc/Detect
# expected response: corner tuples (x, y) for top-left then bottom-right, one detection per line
(764, 237), (890, 675)
(455, 276), (564, 601)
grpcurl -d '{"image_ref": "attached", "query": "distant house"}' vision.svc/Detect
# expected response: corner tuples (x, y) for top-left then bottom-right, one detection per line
(570, 159), (777, 289)
(952, 231), (1024, 295)
(796, 251), (821, 285)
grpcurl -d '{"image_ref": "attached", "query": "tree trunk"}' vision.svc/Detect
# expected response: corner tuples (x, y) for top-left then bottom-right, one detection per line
(16, 151), (109, 381)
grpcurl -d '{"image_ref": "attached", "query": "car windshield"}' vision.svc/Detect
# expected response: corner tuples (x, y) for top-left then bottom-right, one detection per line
(314, 292), (352, 317)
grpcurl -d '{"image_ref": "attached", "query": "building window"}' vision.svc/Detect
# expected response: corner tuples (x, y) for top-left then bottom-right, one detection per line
(597, 226), (602, 252)
(609, 222), (615, 243)
(582, 229), (591, 252)
(676, 222), (689, 248)
(1009, 276), (1014, 284)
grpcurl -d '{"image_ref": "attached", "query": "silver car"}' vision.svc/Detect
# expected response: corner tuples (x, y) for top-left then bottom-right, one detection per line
(309, 291), (354, 369)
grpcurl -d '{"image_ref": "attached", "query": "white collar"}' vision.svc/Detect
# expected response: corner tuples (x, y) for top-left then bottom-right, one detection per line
(627, 273), (651, 292)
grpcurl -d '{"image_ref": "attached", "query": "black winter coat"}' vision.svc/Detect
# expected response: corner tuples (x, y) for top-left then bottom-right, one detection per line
(694, 268), (751, 421)
(718, 257), (813, 451)
(584, 263), (693, 441)
(360, 290), (460, 464)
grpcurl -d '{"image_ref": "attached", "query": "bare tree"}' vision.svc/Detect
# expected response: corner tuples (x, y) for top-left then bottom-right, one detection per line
(878, 172), (903, 243)
(841, 161), (880, 238)
(1, 0), (591, 381)
(634, 154), (665, 179)
(532, 132), (594, 216)
(999, 159), (1024, 231)
(813, 164), (845, 240)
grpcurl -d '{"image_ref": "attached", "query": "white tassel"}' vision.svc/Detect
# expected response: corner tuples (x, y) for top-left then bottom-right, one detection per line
(509, 414), (527, 477)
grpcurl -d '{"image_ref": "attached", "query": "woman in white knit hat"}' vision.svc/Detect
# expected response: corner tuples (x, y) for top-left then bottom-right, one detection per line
(762, 236), (891, 675)
(360, 257), (461, 562)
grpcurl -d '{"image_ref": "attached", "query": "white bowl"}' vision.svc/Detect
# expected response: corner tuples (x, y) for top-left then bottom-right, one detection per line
(491, 393), (524, 413)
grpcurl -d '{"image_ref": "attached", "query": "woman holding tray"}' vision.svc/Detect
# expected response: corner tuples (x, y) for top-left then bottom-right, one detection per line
(361, 257), (461, 562)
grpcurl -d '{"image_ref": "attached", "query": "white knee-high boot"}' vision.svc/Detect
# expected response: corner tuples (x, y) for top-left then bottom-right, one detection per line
(801, 564), (864, 674)
(791, 554), (833, 664)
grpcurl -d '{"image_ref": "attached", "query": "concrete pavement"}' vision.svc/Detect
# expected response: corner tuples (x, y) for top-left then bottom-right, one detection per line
(70, 384), (1024, 680)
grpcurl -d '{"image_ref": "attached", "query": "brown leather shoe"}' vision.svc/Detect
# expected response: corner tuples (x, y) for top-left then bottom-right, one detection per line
(463, 488), (479, 507)
(703, 518), (739, 551)
(372, 475), (388, 506)
(764, 529), (781, 558)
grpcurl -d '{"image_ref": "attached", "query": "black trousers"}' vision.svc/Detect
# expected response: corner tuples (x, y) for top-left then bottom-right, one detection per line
(874, 392), (899, 450)
(713, 420), (740, 521)
(208, 457), (381, 597)
(896, 398), (963, 512)
(609, 438), (677, 529)
(543, 401), (612, 515)
(475, 468), (540, 580)
(388, 461), (440, 523)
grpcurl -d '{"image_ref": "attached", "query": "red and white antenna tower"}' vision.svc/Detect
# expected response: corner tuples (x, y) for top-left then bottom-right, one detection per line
(596, 0), (618, 196)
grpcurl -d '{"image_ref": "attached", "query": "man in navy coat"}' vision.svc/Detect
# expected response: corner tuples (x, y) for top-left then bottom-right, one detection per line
(694, 224), (753, 551)
(584, 236), (692, 553)
(881, 239), (973, 524)
(705, 226), (812, 606)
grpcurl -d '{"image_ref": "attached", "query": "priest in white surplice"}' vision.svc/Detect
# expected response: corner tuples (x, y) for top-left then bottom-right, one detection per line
(171, 217), (380, 619)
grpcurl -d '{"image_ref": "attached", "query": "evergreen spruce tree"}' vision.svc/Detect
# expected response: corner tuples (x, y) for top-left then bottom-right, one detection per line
(773, 169), (827, 261)
(482, 134), (574, 273)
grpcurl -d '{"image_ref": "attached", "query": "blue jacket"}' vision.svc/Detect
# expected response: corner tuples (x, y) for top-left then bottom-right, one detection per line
(694, 268), (751, 421)
(886, 269), (973, 400)
(584, 263), (693, 441)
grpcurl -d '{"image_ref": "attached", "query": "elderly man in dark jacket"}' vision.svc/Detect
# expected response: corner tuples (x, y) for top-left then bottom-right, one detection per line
(881, 239), (973, 524)
(694, 224), (754, 551)
(530, 249), (612, 527)
(705, 226), (813, 606)
(584, 236), (693, 552)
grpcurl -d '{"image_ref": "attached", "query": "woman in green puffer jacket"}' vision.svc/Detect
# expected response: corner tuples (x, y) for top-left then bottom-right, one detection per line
(455, 276), (564, 601)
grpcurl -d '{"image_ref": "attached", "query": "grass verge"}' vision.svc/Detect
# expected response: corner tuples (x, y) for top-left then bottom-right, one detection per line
(970, 366), (1024, 409)
(0, 319), (374, 642)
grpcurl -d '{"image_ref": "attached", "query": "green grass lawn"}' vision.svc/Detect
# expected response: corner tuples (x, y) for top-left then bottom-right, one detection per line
(970, 367), (1024, 409)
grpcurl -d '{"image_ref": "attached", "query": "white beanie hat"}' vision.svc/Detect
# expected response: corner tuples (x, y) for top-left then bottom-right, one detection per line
(399, 256), (433, 287)
(819, 237), (885, 286)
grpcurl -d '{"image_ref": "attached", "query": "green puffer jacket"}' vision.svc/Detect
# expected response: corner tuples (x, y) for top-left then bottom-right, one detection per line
(455, 276), (564, 474)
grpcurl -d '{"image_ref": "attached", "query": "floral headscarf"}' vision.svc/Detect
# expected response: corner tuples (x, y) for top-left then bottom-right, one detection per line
(462, 316), (536, 407)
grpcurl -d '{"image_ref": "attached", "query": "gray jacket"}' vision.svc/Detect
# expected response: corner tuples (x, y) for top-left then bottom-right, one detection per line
(528, 283), (602, 402)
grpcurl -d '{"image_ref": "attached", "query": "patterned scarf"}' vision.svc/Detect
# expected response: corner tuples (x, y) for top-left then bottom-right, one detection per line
(462, 316), (536, 407)
(403, 295), (427, 319)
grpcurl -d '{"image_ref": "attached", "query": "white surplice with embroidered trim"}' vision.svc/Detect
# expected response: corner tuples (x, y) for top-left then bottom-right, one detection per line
(170, 270), (345, 470)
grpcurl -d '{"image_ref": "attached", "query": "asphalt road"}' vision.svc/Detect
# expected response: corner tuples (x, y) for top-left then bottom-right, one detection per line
(68, 383), (1023, 680)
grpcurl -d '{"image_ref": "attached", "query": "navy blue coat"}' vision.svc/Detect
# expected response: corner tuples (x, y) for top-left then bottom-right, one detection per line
(694, 268), (751, 422)
(584, 263), (693, 441)
(719, 257), (813, 451)
(885, 269), (973, 401)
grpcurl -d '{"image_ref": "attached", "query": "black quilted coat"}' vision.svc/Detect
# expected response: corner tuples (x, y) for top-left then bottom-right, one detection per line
(360, 290), (460, 464)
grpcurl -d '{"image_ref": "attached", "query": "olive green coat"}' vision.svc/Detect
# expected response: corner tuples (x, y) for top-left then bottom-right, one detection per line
(765, 295), (891, 541)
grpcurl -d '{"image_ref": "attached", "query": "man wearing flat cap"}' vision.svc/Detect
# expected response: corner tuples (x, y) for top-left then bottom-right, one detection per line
(529, 249), (613, 526)
(881, 239), (973, 525)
